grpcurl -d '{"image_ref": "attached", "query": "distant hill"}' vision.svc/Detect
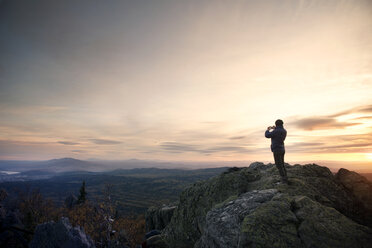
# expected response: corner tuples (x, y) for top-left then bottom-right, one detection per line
(0, 158), (237, 175)
(0, 158), (99, 173)
(0, 167), (228, 215)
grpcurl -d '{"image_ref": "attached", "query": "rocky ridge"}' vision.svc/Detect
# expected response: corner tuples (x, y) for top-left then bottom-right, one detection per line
(146, 205), (176, 231)
(147, 162), (372, 248)
(29, 217), (95, 248)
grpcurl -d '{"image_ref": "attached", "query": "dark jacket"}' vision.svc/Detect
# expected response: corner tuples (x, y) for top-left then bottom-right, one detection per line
(265, 126), (287, 152)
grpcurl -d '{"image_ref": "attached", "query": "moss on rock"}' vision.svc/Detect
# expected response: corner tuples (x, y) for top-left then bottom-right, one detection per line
(239, 195), (301, 248)
(158, 163), (372, 248)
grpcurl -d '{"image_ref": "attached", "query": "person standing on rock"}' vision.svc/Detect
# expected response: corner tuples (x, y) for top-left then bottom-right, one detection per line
(265, 119), (288, 184)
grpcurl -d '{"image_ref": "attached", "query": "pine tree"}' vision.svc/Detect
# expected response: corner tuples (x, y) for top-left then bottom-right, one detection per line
(77, 181), (87, 204)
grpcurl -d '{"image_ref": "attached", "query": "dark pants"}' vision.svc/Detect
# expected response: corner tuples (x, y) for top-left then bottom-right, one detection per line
(273, 151), (287, 181)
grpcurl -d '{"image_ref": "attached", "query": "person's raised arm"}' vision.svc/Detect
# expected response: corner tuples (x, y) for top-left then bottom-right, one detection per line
(265, 127), (274, 138)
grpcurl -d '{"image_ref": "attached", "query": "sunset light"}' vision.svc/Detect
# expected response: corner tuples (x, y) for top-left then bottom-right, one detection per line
(1, 2), (372, 247)
(0, 0), (371, 172)
(366, 153), (372, 161)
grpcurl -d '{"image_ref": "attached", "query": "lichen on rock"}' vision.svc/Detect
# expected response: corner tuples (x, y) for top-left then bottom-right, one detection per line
(155, 162), (372, 248)
(196, 189), (279, 248)
(146, 205), (177, 232)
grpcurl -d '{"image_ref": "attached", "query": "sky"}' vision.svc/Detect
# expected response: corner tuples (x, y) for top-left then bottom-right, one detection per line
(0, 0), (371, 171)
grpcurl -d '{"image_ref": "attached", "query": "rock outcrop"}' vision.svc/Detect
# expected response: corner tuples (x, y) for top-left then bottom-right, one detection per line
(336, 168), (372, 212)
(146, 205), (177, 231)
(29, 217), (95, 248)
(0, 189), (30, 248)
(148, 162), (372, 248)
(196, 189), (279, 248)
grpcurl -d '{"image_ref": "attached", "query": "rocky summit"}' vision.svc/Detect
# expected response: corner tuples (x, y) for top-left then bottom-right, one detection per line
(147, 162), (372, 248)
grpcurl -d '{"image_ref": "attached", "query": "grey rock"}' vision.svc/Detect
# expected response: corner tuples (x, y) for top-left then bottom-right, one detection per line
(29, 217), (95, 248)
(163, 165), (262, 248)
(248, 162), (273, 171)
(146, 234), (169, 248)
(145, 230), (161, 239)
(196, 189), (278, 248)
(146, 205), (177, 231)
(238, 194), (302, 248)
(336, 168), (372, 212)
(238, 194), (372, 248)
(292, 196), (372, 248)
(160, 162), (372, 248)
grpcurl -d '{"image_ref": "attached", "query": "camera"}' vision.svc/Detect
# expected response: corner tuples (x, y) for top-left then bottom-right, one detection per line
(268, 126), (276, 130)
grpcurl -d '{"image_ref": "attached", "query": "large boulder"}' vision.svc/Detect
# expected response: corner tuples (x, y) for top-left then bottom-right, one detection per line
(238, 194), (301, 248)
(336, 168), (372, 212)
(292, 195), (372, 248)
(195, 189), (279, 248)
(196, 191), (372, 248)
(160, 163), (372, 248)
(29, 217), (95, 248)
(240, 194), (372, 248)
(0, 211), (28, 247)
(334, 168), (372, 226)
(164, 165), (261, 247)
(146, 205), (177, 231)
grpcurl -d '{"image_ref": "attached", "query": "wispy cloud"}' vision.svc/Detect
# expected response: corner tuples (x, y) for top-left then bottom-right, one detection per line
(0, 0), (371, 164)
(284, 104), (372, 156)
(71, 150), (87, 153)
(229, 136), (246, 140)
(329, 104), (372, 118)
(0, 140), (55, 146)
(89, 139), (122, 145)
(160, 142), (202, 153)
(159, 141), (251, 155)
(352, 116), (372, 120)
(58, 141), (79, 145)
(289, 104), (372, 130)
(208, 146), (249, 153)
(287, 132), (372, 154)
(0, 140), (68, 160)
(290, 117), (360, 130)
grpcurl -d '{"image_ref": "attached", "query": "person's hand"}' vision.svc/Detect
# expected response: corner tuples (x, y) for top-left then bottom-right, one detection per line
(267, 126), (276, 130)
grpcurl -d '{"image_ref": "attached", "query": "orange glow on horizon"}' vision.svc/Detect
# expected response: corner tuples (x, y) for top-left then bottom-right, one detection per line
(366, 153), (372, 160)
(0, 1), (371, 172)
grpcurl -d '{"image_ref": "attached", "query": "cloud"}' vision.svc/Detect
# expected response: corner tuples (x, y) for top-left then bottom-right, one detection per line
(0, 140), (52, 146)
(229, 136), (246, 140)
(160, 142), (201, 153)
(0, 105), (68, 115)
(208, 146), (249, 153)
(289, 142), (325, 148)
(58, 141), (79, 145)
(0, 140), (66, 159)
(71, 150), (87, 153)
(89, 139), (122, 145)
(288, 104), (372, 130)
(329, 104), (372, 117)
(352, 116), (372, 120)
(159, 141), (250, 154)
(290, 117), (360, 131)
(286, 133), (372, 154)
